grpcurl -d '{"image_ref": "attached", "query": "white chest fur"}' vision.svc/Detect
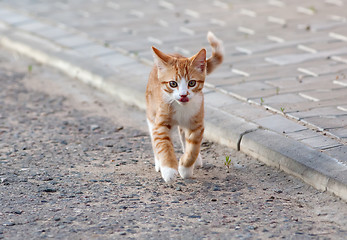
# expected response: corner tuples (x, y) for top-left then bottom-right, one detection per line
(172, 93), (203, 128)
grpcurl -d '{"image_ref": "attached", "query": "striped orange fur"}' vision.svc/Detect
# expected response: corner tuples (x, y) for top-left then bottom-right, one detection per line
(146, 32), (223, 182)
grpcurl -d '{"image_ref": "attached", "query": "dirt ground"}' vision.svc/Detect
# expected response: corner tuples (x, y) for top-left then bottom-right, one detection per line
(0, 47), (346, 239)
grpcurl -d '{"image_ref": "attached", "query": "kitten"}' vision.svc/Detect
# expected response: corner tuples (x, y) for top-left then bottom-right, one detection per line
(146, 32), (223, 182)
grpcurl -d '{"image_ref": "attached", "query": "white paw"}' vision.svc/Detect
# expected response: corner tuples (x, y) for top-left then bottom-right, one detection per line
(161, 167), (178, 183)
(155, 157), (160, 172)
(178, 164), (194, 179)
(194, 153), (203, 168)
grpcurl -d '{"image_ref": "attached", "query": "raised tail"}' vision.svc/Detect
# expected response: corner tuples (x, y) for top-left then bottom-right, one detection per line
(206, 31), (224, 75)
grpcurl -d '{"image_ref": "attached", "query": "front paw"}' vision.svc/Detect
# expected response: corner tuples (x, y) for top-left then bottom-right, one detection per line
(161, 167), (178, 183)
(178, 164), (194, 179)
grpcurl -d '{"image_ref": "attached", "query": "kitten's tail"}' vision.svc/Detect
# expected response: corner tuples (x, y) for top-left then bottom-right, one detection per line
(206, 31), (224, 75)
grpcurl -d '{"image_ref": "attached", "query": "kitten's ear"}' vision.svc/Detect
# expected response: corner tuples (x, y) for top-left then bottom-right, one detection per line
(152, 47), (171, 71)
(191, 48), (206, 73)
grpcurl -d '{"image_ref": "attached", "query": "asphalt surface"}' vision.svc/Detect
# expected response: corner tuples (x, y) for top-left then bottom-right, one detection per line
(0, 47), (347, 239)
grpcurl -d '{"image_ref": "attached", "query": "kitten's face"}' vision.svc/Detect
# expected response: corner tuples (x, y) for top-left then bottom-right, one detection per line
(153, 47), (207, 105)
(159, 63), (205, 104)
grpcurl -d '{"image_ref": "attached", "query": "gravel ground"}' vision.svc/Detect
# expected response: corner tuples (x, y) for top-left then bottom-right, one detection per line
(0, 47), (346, 239)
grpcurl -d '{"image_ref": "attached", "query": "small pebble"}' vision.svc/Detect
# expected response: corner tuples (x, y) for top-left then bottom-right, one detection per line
(13, 210), (22, 215)
(40, 187), (57, 193)
(3, 222), (15, 227)
(90, 125), (100, 131)
(213, 186), (221, 191)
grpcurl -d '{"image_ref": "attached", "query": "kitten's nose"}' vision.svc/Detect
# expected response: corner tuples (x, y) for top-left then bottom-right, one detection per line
(179, 93), (189, 103)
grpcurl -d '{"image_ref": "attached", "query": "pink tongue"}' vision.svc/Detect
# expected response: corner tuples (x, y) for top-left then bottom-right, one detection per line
(179, 97), (189, 102)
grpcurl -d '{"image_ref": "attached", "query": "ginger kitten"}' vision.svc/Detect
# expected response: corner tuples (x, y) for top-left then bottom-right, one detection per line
(146, 32), (223, 182)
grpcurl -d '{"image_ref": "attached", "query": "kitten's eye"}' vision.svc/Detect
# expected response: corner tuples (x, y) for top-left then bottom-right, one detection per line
(169, 81), (178, 88)
(188, 80), (196, 87)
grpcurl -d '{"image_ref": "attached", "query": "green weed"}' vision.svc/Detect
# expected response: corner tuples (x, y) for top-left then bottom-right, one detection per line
(260, 97), (264, 105)
(276, 87), (280, 95)
(224, 156), (232, 169)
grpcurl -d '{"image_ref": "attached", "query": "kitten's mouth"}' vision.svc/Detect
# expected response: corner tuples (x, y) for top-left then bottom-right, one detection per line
(179, 97), (189, 103)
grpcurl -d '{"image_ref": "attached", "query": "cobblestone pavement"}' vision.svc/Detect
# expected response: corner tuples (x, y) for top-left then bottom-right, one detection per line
(0, 0), (345, 161)
(1, 46), (347, 239)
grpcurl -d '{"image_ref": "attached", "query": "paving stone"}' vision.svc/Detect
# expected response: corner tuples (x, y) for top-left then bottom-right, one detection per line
(206, 69), (238, 80)
(301, 115), (347, 131)
(328, 127), (347, 140)
(0, 8), (12, 17)
(285, 129), (322, 141)
(110, 38), (150, 55)
(330, 54), (347, 65)
(334, 79), (347, 87)
(235, 36), (329, 55)
(276, 98), (347, 113)
(267, 77), (342, 95)
(222, 81), (275, 97)
(54, 35), (94, 48)
(299, 88), (347, 102)
(301, 41), (347, 53)
(207, 77), (242, 88)
(220, 102), (273, 121)
(202, 87), (214, 94)
(96, 52), (136, 68)
(36, 27), (73, 39)
(118, 62), (150, 76)
(232, 47), (303, 67)
(204, 91), (240, 108)
(338, 105), (347, 111)
(290, 107), (347, 119)
(0, 11), (32, 25)
(329, 26), (347, 42)
(324, 145), (347, 165)
(74, 44), (115, 58)
(266, 47), (347, 66)
(226, 67), (297, 84)
(0, 21), (7, 31)
(297, 63), (347, 77)
(300, 135), (342, 150)
(254, 93), (308, 106)
(17, 21), (49, 32)
(305, 21), (346, 32)
(254, 115), (306, 134)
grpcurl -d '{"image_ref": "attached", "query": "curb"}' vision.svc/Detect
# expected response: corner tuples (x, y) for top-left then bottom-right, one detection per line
(1, 17), (346, 202)
(241, 129), (347, 198)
